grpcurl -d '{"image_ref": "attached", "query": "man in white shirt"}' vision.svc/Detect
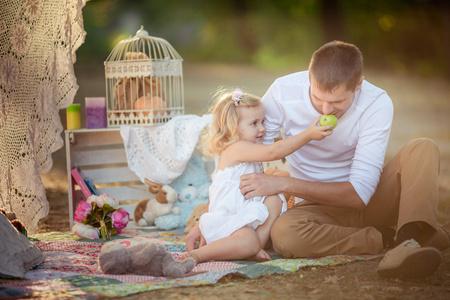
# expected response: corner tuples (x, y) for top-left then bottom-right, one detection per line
(238, 41), (448, 279)
(186, 41), (448, 279)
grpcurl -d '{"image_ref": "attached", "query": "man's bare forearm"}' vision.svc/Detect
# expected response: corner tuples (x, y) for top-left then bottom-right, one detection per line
(279, 176), (365, 209)
(240, 173), (365, 210)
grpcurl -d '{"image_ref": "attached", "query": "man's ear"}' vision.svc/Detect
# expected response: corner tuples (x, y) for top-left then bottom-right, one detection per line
(355, 76), (364, 92)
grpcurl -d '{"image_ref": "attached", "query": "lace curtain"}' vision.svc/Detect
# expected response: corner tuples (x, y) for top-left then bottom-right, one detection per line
(0, 0), (87, 233)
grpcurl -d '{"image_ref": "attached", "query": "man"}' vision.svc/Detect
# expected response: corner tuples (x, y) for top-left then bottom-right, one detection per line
(186, 41), (448, 279)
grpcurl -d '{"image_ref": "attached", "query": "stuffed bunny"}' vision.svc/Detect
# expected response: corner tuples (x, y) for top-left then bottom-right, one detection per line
(133, 179), (181, 227)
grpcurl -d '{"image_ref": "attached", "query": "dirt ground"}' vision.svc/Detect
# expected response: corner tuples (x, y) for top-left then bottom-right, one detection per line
(38, 62), (450, 299)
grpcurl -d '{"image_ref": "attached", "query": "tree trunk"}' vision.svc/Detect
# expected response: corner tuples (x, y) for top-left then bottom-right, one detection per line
(319, 0), (348, 43)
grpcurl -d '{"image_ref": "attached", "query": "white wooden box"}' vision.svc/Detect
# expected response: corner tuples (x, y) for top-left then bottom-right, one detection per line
(65, 128), (151, 229)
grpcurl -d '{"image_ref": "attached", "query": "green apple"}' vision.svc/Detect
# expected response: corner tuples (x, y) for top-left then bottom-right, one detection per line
(319, 114), (338, 129)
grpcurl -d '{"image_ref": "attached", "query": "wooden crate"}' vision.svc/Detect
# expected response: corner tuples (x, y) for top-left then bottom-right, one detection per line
(65, 128), (151, 228)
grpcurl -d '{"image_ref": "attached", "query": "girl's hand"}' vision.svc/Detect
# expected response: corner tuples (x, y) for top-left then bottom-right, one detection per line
(307, 116), (334, 141)
(185, 221), (206, 251)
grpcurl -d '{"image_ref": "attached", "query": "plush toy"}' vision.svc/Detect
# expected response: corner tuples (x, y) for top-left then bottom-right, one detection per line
(98, 238), (195, 277)
(184, 202), (207, 234)
(133, 179), (181, 227)
(134, 95), (166, 119)
(264, 168), (295, 209)
(0, 208), (27, 236)
(112, 51), (165, 115)
(154, 155), (211, 231)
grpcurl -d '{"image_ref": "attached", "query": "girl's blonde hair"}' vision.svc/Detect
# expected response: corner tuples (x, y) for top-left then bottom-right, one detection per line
(201, 88), (261, 158)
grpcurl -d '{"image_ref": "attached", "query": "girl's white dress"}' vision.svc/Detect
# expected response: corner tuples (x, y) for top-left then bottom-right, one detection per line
(199, 161), (287, 244)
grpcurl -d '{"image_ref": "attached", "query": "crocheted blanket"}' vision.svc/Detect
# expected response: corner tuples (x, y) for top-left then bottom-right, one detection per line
(0, 229), (378, 299)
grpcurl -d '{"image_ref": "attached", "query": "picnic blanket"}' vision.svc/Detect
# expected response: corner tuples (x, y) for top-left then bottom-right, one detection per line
(0, 228), (378, 299)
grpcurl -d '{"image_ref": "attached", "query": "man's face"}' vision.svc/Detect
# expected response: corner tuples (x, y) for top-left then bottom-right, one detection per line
(309, 76), (362, 119)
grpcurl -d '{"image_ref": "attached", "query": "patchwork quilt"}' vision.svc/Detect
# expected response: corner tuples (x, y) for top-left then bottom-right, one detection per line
(0, 228), (378, 298)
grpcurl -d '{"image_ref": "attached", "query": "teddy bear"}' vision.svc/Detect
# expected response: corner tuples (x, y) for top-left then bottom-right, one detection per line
(0, 208), (27, 236)
(98, 237), (195, 277)
(184, 202), (207, 234)
(133, 179), (181, 227)
(154, 154), (211, 231)
(112, 51), (166, 116)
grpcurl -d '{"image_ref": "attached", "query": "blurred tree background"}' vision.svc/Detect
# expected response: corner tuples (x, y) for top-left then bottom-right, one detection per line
(78, 0), (450, 78)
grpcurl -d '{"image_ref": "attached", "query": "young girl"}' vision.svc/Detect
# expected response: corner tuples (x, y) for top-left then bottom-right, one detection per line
(182, 88), (333, 263)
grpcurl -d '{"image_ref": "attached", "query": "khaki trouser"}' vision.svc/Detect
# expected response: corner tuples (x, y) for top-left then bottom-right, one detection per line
(271, 138), (440, 258)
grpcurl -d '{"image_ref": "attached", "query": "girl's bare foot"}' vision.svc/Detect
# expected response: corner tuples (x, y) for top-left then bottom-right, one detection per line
(248, 249), (272, 262)
(181, 250), (200, 264)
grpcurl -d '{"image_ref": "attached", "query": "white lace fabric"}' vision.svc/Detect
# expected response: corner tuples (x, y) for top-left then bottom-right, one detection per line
(0, 0), (87, 233)
(120, 114), (212, 185)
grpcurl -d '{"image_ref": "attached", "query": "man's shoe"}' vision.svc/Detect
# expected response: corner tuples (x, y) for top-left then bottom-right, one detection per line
(422, 226), (450, 251)
(377, 239), (442, 279)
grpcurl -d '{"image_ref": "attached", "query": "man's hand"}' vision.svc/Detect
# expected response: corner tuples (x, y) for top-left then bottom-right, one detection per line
(185, 221), (206, 251)
(240, 173), (282, 200)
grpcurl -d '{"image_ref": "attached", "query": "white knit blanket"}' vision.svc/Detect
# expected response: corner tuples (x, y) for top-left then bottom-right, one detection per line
(120, 114), (212, 185)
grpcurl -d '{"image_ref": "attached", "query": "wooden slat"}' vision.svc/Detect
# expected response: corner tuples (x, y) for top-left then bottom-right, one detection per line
(96, 185), (151, 201)
(72, 148), (128, 166)
(70, 130), (124, 148)
(120, 204), (137, 220)
(66, 132), (75, 229)
(81, 167), (140, 183)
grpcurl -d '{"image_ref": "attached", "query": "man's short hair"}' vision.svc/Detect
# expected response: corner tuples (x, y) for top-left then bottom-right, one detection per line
(309, 41), (363, 92)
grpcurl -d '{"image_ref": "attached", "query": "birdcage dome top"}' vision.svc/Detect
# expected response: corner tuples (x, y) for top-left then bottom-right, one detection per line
(105, 26), (183, 79)
(106, 25), (182, 62)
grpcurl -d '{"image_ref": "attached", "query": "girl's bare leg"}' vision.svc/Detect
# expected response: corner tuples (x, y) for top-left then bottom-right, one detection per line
(251, 195), (283, 261)
(181, 226), (261, 264)
(256, 195), (283, 247)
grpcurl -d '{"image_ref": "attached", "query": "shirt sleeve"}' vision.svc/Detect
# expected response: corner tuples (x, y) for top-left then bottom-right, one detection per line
(262, 80), (284, 145)
(349, 93), (394, 205)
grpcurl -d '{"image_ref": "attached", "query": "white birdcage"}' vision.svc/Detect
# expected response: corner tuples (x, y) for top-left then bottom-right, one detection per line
(104, 26), (184, 127)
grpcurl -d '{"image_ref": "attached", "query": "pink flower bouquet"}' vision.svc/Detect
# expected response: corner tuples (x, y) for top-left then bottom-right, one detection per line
(72, 194), (129, 240)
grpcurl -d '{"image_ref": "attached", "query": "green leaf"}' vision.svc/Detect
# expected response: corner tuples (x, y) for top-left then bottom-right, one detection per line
(102, 204), (116, 214)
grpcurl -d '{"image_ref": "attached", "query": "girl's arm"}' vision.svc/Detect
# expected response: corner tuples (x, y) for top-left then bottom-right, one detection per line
(227, 116), (333, 163)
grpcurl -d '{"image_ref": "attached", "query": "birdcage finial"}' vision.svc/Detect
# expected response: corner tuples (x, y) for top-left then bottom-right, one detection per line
(136, 25), (149, 37)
